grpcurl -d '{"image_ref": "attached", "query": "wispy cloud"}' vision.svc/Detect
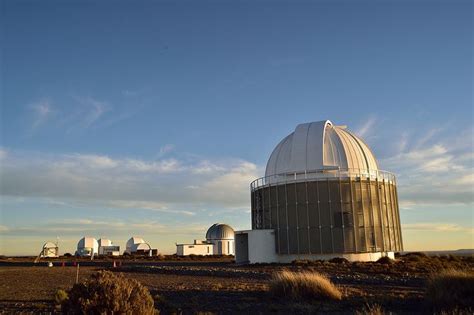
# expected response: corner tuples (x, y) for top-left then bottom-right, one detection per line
(30, 99), (53, 129)
(158, 144), (175, 157)
(79, 97), (110, 128)
(379, 126), (473, 207)
(25, 95), (141, 135)
(355, 116), (377, 139)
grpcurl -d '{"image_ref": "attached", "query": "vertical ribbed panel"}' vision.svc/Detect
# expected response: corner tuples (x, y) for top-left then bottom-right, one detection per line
(306, 121), (329, 170)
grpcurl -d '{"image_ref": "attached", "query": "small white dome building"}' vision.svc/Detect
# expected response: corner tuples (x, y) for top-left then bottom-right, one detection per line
(206, 223), (235, 255)
(125, 236), (152, 255)
(40, 242), (59, 258)
(76, 237), (99, 257)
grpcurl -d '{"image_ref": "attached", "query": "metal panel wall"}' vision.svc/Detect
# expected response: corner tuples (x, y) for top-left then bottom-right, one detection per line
(251, 178), (403, 254)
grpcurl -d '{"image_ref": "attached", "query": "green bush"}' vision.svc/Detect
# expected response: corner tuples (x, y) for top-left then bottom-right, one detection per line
(62, 270), (155, 314)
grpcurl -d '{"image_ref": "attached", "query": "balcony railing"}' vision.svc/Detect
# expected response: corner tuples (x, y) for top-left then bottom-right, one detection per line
(250, 168), (396, 191)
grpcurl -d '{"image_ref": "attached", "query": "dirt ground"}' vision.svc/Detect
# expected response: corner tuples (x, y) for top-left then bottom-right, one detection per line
(0, 254), (472, 314)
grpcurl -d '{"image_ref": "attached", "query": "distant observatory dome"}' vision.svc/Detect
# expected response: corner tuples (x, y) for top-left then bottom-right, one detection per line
(206, 223), (235, 241)
(265, 120), (378, 179)
(126, 236), (145, 249)
(76, 237), (99, 257)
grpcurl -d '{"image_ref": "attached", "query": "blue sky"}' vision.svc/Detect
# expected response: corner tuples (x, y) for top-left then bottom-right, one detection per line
(0, 0), (472, 255)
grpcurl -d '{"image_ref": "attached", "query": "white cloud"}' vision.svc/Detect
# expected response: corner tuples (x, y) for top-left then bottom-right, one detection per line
(69, 154), (119, 169)
(107, 200), (195, 216)
(380, 127), (473, 206)
(0, 150), (260, 213)
(404, 223), (473, 233)
(124, 158), (182, 173)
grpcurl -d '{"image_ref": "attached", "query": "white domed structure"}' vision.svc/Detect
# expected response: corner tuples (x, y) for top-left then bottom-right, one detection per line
(235, 120), (403, 264)
(265, 120), (378, 178)
(76, 237), (99, 257)
(206, 223), (235, 255)
(40, 241), (59, 258)
(125, 236), (152, 255)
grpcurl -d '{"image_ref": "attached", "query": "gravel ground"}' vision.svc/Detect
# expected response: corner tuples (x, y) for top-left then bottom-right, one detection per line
(0, 254), (472, 314)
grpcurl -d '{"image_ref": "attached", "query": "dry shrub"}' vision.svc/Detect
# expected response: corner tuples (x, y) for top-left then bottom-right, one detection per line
(356, 304), (385, 315)
(62, 270), (155, 314)
(270, 270), (342, 301)
(377, 256), (394, 265)
(329, 257), (349, 264)
(54, 289), (68, 305)
(426, 269), (474, 311)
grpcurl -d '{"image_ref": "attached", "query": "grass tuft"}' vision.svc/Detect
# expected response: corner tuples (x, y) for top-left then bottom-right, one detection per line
(356, 304), (385, 315)
(270, 270), (342, 301)
(426, 269), (474, 311)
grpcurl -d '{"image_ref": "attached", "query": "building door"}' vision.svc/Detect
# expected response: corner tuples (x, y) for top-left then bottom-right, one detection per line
(235, 233), (249, 263)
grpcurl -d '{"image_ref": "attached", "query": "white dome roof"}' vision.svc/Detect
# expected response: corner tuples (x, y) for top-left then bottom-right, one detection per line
(125, 236), (151, 253)
(77, 237), (98, 249)
(135, 243), (151, 251)
(265, 120), (379, 178)
(206, 223), (234, 240)
(43, 242), (57, 249)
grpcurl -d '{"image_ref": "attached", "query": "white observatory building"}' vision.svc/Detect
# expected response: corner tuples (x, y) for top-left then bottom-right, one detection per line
(235, 120), (403, 263)
(206, 223), (235, 255)
(98, 238), (120, 256)
(40, 241), (59, 258)
(176, 223), (235, 256)
(76, 237), (99, 257)
(125, 236), (152, 256)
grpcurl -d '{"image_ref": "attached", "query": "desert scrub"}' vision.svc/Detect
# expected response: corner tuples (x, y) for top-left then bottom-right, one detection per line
(270, 270), (342, 301)
(54, 289), (68, 305)
(356, 304), (385, 315)
(61, 270), (156, 314)
(377, 256), (394, 265)
(426, 269), (474, 311)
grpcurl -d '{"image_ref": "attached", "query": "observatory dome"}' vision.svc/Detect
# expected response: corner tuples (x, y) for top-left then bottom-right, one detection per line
(43, 241), (57, 249)
(265, 120), (378, 178)
(76, 237), (99, 256)
(206, 223), (235, 241)
(126, 236), (145, 248)
(77, 237), (98, 249)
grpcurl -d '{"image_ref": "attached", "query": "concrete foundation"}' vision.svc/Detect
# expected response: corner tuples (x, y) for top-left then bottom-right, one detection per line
(235, 229), (394, 264)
